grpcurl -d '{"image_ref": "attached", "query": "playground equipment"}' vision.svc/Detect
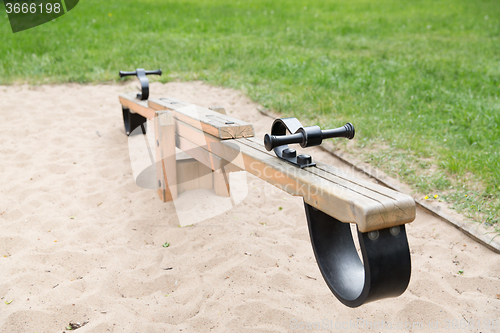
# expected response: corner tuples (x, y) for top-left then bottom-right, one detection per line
(118, 79), (416, 307)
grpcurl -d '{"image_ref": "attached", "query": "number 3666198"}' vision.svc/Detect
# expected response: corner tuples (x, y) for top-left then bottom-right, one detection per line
(5, 2), (62, 14)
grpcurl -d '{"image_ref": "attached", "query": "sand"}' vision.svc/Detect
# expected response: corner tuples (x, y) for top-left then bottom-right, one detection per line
(0, 81), (499, 332)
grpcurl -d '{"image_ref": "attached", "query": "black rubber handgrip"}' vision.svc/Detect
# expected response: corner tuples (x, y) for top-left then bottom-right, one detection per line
(264, 123), (355, 151)
(119, 70), (137, 78)
(321, 122), (355, 140)
(264, 133), (303, 151)
(119, 69), (162, 78)
(145, 69), (162, 76)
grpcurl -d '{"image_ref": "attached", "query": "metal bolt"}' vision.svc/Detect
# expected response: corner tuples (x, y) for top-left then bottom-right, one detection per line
(390, 226), (401, 236)
(158, 180), (161, 188)
(297, 154), (312, 166)
(368, 230), (379, 241)
(282, 148), (297, 158)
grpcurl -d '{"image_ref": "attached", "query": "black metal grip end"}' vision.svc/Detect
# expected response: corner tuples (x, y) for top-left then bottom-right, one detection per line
(342, 122), (355, 140)
(264, 134), (273, 151)
(119, 70), (134, 78)
(320, 122), (355, 141)
(145, 69), (162, 76)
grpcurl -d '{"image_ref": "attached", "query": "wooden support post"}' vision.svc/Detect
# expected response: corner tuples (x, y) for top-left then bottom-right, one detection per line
(155, 110), (177, 202)
(213, 169), (230, 197)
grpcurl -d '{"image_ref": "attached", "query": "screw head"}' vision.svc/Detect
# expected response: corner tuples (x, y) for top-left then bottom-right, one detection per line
(282, 148), (296, 158)
(297, 154), (312, 165)
(368, 230), (379, 241)
(390, 226), (401, 236)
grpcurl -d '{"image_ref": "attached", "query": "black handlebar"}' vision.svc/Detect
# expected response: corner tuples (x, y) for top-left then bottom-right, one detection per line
(119, 69), (162, 78)
(118, 68), (162, 100)
(264, 123), (354, 151)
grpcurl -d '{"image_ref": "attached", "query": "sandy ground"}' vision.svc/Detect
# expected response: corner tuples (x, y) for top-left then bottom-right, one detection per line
(0, 81), (499, 333)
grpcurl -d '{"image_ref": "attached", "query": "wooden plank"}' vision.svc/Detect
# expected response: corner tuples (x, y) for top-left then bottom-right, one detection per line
(176, 158), (199, 194)
(176, 134), (218, 170)
(175, 122), (234, 197)
(156, 111), (177, 201)
(120, 94), (254, 138)
(176, 159), (213, 194)
(245, 136), (409, 202)
(176, 119), (219, 149)
(148, 97), (254, 139)
(220, 138), (415, 232)
(123, 94), (415, 231)
(241, 138), (415, 229)
(175, 120), (241, 172)
(175, 150), (214, 194)
(175, 120), (243, 175)
(209, 106), (227, 115)
(169, 116), (415, 231)
(175, 148), (194, 162)
(119, 93), (156, 120)
(172, 123), (231, 197)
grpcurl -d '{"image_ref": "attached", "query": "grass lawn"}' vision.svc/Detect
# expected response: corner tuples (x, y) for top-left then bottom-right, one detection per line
(1, 0), (499, 228)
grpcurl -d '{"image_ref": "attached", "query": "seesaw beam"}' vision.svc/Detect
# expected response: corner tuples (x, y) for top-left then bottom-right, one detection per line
(119, 94), (254, 139)
(182, 125), (415, 233)
(120, 93), (415, 233)
(118, 90), (415, 307)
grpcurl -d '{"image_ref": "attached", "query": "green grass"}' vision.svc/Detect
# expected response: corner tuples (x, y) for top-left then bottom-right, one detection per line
(1, 0), (499, 228)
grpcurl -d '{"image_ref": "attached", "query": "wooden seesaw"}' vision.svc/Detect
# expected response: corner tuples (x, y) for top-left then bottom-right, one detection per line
(118, 69), (416, 308)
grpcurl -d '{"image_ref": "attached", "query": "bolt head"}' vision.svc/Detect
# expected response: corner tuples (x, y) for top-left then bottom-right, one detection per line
(390, 226), (401, 236)
(297, 154), (312, 165)
(368, 230), (379, 241)
(282, 148), (297, 158)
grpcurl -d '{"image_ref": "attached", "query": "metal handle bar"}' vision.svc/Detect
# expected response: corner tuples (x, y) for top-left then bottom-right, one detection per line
(119, 69), (162, 78)
(264, 122), (355, 151)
